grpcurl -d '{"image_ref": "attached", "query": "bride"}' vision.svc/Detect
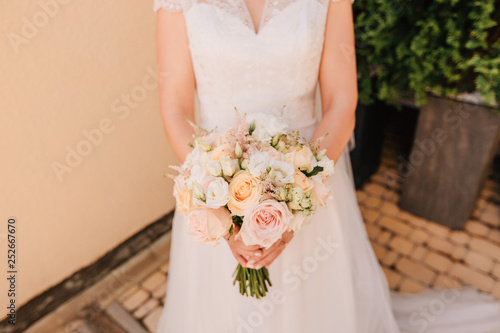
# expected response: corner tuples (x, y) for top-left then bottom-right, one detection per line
(153, 0), (500, 332)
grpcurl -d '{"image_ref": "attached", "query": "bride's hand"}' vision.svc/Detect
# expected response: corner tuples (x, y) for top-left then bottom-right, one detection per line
(248, 230), (294, 270)
(224, 224), (263, 267)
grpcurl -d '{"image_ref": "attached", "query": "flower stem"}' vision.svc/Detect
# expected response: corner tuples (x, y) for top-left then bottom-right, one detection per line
(232, 264), (272, 298)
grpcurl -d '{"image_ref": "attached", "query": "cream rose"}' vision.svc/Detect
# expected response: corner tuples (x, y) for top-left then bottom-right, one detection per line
(227, 171), (262, 215)
(286, 147), (317, 172)
(239, 199), (292, 248)
(185, 207), (232, 246)
(293, 170), (314, 191)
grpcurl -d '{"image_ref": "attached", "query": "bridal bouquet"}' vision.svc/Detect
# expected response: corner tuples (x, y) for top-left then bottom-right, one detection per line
(167, 110), (334, 298)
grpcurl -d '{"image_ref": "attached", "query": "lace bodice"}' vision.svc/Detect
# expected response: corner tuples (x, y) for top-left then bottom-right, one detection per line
(154, 0), (355, 135)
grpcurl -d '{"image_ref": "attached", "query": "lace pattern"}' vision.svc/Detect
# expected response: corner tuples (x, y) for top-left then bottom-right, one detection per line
(154, 0), (183, 12)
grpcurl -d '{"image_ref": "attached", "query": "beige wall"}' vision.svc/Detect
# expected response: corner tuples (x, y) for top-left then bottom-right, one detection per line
(0, 0), (178, 318)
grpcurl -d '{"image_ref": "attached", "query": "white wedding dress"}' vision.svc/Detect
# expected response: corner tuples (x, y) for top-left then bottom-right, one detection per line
(153, 0), (500, 332)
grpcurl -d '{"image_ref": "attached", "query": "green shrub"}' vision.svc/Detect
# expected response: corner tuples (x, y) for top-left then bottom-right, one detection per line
(353, 0), (499, 110)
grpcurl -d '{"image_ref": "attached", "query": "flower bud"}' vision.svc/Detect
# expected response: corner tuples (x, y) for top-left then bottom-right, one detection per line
(316, 148), (327, 161)
(249, 120), (256, 134)
(271, 134), (280, 146)
(276, 140), (286, 152)
(235, 142), (243, 158)
(240, 158), (250, 169)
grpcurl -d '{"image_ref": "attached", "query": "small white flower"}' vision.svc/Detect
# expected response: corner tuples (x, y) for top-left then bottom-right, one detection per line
(205, 178), (230, 209)
(317, 156), (335, 176)
(287, 186), (304, 210)
(300, 198), (312, 209)
(195, 137), (212, 152)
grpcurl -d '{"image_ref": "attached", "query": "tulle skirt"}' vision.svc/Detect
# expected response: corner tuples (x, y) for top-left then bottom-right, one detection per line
(156, 124), (500, 333)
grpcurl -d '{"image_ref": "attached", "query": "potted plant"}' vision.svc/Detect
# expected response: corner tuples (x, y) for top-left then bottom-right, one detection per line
(352, 0), (500, 228)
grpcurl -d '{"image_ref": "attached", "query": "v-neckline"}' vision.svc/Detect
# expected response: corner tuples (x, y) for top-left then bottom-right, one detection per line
(240, 0), (268, 36)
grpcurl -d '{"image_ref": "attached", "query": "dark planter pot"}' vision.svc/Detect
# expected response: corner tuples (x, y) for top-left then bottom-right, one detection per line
(350, 101), (388, 189)
(399, 94), (500, 229)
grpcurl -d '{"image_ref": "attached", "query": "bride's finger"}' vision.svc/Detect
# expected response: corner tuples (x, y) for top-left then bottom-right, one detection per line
(233, 253), (247, 267)
(252, 241), (286, 268)
(237, 247), (263, 258)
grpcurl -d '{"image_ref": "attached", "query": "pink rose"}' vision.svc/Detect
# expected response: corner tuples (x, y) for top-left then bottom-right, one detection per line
(239, 199), (292, 248)
(311, 175), (331, 207)
(185, 207), (232, 246)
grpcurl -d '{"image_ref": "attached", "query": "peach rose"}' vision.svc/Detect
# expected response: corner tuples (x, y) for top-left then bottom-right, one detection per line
(176, 188), (199, 215)
(310, 175), (331, 207)
(239, 199), (292, 248)
(293, 170), (314, 191)
(185, 207), (232, 246)
(227, 171), (262, 216)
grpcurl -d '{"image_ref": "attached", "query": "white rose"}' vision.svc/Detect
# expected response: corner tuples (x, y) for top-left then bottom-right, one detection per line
(247, 150), (272, 178)
(219, 156), (239, 177)
(269, 160), (295, 185)
(205, 178), (230, 209)
(247, 113), (288, 142)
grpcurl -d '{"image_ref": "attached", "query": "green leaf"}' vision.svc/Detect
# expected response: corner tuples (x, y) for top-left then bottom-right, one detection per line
(300, 166), (324, 177)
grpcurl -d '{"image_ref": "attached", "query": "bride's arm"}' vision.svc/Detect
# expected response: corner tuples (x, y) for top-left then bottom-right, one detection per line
(156, 9), (196, 164)
(312, 0), (358, 164)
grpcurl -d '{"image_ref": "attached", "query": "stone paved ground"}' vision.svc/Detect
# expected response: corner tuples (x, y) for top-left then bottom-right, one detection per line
(29, 131), (500, 333)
